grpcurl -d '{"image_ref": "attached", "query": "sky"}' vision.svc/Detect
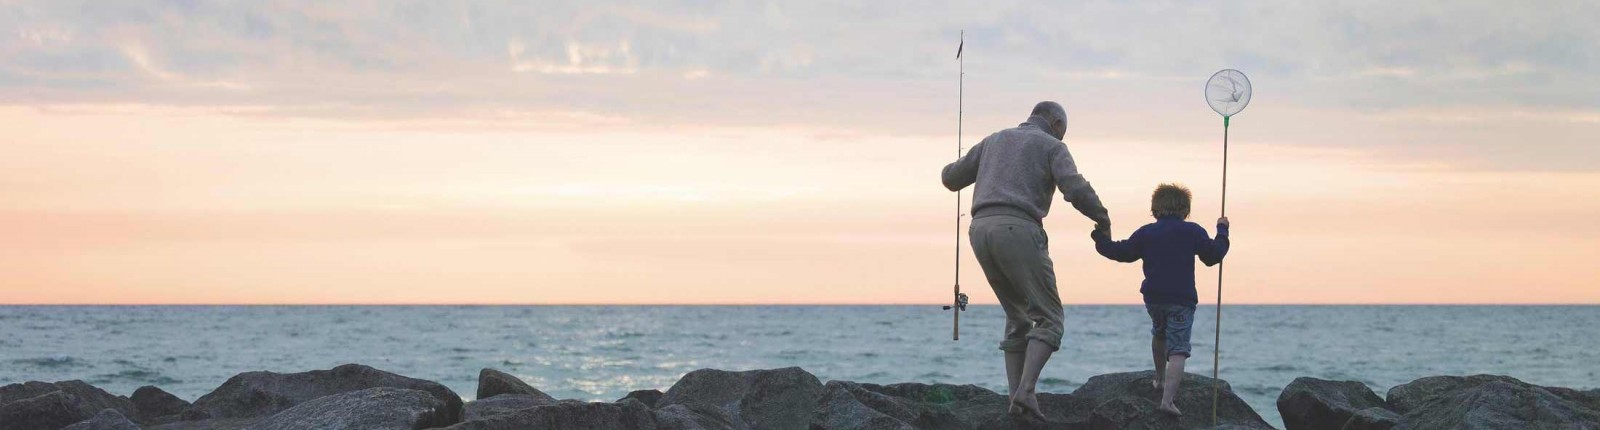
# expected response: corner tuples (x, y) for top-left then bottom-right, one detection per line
(1, 1), (1597, 305)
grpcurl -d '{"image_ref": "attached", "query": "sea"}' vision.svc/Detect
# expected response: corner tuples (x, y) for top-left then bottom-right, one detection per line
(2, 305), (1596, 427)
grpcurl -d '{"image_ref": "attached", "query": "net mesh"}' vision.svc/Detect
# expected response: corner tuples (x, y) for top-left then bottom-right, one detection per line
(1206, 69), (1252, 117)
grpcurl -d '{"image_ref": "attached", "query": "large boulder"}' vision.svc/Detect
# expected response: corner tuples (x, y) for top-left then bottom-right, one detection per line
(812, 381), (991, 430)
(182, 364), (462, 423)
(63, 409), (141, 430)
(475, 369), (556, 403)
(1277, 377), (1398, 430)
(0, 380), (146, 430)
(132, 386), (190, 423)
(1386, 375), (1600, 430)
(244, 387), (453, 430)
(0, 390), (92, 430)
(146, 418), (259, 430)
(657, 367), (823, 430)
(463, 394), (556, 421)
(439, 399), (657, 430)
(654, 403), (741, 430)
(1069, 371), (1275, 430)
(619, 389), (665, 408)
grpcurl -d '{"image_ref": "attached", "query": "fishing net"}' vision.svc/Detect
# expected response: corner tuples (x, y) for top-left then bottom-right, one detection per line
(1206, 69), (1252, 118)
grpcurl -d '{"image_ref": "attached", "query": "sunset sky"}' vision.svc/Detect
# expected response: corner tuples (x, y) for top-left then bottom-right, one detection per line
(2, 1), (1596, 304)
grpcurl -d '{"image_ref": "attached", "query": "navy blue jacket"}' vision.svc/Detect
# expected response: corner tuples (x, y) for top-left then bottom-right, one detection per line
(1091, 216), (1229, 305)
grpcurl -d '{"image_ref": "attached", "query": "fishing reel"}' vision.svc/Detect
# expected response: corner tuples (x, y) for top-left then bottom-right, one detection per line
(942, 292), (969, 311)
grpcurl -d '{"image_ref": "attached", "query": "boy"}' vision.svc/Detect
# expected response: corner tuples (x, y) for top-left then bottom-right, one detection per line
(1090, 183), (1229, 417)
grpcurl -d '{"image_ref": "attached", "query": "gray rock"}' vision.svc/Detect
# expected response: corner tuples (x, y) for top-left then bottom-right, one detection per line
(810, 382), (919, 430)
(243, 387), (452, 430)
(182, 364), (462, 423)
(654, 403), (741, 430)
(63, 409), (142, 430)
(657, 367), (823, 430)
(0, 381), (63, 406)
(1344, 407), (1400, 430)
(475, 368), (555, 402)
(463, 394), (555, 421)
(145, 418), (259, 430)
(0, 390), (92, 430)
(131, 386), (189, 423)
(1070, 371), (1275, 430)
(618, 389), (665, 408)
(0, 380), (139, 425)
(1387, 375), (1600, 430)
(1276, 377), (1396, 430)
(439, 399), (657, 430)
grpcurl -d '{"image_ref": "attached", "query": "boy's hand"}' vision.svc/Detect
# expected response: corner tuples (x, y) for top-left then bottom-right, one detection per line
(1217, 217), (1230, 228)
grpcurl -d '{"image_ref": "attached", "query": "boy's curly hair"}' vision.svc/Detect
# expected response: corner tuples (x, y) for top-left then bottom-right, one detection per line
(1151, 183), (1191, 219)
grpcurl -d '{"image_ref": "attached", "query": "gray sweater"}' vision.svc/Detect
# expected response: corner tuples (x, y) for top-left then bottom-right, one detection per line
(941, 116), (1110, 228)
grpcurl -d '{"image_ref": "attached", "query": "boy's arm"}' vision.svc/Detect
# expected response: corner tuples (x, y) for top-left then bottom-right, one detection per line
(1197, 219), (1230, 267)
(1050, 144), (1111, 232)
(1092, 228), (1143, 263)
(941, 140), (984, 191)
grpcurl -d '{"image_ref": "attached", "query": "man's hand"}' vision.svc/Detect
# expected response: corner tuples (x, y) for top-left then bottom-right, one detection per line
(1094, 223), (1112, 238)
(1217, 217), (1230, 228)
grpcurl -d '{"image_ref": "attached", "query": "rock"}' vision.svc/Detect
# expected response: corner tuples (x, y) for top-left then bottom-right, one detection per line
(476, 368), (555, 403)
(654, 403), (741, 430)
(811, 381), (920, 430)
(0, 381), (64, 406)
(63, 409), (141, 430)
(132, 386), (189, 422)
(0, 380), (140, 425)
(1069, 370), (1275, 430)
(1277, 377), (1397, 430)
(145, 418), (259, 430)
(1344, 407), (1401, 430)
(463, 394), (555, 421)
(0, 390), (92, 430)
(243, 387), (452, 430)
(182, 364), (462, 423)
(439, 399), (657, 430)
(618, 389), (665, 408)
(657, 367), (823, 430)
(1386, 375), (1600, 430)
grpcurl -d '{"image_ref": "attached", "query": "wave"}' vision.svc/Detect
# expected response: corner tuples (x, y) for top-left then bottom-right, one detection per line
(12, 357), (87, 368)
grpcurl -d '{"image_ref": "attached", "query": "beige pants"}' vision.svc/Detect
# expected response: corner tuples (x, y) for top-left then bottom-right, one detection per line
(969, 214), (1064, 352)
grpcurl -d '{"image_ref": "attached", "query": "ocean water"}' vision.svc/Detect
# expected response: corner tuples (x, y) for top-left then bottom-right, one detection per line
(2, 305), (1596, 427)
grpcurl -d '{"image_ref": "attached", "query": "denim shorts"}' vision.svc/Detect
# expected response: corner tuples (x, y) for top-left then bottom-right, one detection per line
(1147, 303), (1196, 358)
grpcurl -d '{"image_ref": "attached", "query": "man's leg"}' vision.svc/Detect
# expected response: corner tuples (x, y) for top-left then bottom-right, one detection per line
(1000, 223), (1061, 421)
(1151, 335), (1166, 390)
(1160, 355), (1187, 416)
(1005, 351), (1025, 398)
(970, 218), (1032, 398)
(1010, 339), (1053, 419)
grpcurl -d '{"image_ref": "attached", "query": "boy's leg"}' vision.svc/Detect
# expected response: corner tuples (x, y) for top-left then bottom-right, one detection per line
(1160, 355), (1187, 416)
(1156, 304), (1196, 416)
(1147, 305), (1167, 390)
(1151, 335), (1166, 390)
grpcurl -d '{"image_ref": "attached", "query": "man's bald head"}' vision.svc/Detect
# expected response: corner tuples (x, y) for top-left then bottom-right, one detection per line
(1030, 101), (1067, 140)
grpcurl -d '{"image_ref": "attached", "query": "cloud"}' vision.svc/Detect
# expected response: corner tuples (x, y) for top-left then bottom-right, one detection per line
(0, 1), (1596, 170)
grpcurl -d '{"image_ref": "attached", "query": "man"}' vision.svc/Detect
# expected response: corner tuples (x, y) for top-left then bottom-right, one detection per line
(940, 101), (1111, 420)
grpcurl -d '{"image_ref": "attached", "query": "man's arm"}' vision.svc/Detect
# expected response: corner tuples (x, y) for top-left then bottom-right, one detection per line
(1197, 218), (1230, 267)
(1092, 228), (1143, 263)
(1050, 144), (1111, 231)
(941, 141), (983, 191)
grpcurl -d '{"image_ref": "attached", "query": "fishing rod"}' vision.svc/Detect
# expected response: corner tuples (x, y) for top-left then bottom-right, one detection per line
(942, 30), (969, 340)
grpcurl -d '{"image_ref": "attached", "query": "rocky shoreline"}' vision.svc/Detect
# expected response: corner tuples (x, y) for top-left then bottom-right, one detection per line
(3, 364), (1597, 430)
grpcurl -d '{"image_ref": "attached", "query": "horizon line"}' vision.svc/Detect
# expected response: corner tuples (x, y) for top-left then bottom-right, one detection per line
(3, 302), (1597, 307)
